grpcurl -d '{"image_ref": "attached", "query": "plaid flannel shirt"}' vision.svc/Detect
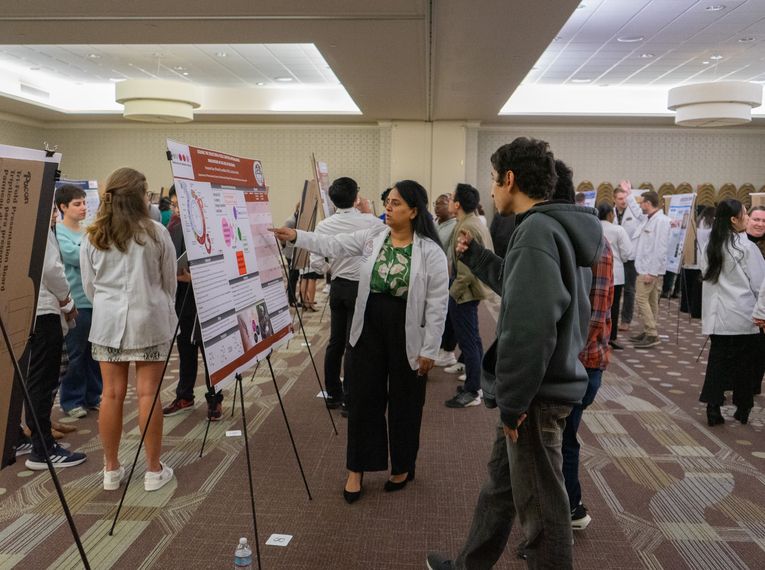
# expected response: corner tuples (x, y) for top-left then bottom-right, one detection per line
(579, 237), (614, 370)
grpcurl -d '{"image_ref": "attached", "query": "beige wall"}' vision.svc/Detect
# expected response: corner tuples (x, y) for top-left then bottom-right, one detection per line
(0, 116), (45, 150)
(477, 126), (765, 216)
(47, 123), (382, 225)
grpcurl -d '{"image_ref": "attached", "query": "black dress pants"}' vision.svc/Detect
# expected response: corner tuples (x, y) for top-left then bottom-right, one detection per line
(345, 293), (426, 475)
(700, 333), (758, 411)
(610, 285), (623, 341)
(324, 278), (358, 399)
(175, 282), (215, 402)
(24, 314), (63, 456)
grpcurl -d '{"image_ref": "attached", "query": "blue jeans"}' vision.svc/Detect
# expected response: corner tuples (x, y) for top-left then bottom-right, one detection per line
(454, 400), (573, 569)
(562, 368), (602, 510)
(59, 308), (103, 411)
(449, 298), (482, 394)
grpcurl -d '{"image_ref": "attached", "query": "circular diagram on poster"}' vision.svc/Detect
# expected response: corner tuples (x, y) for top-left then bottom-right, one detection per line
(253, 161), (265, 187)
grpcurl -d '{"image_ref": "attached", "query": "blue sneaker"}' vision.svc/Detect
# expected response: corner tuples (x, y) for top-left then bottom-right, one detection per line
(25, 444), (87, 471)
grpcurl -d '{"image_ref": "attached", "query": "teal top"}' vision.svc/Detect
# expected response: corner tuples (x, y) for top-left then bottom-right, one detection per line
(369, 236), (413, 299)
(161, 209), (172, 226)
(55, 223), (92, 309)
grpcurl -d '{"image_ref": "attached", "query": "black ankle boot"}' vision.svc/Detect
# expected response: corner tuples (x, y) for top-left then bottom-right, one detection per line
(706, 404), (724, 426)
(733, 407), (751, 425)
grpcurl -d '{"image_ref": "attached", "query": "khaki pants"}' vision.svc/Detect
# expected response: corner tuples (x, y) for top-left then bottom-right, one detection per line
(635, 275), (661, 337)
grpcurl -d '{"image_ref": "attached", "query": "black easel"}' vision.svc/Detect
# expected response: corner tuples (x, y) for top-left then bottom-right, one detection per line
(276, 236), (338, 436)
(199, 347), (235, 458)
(233, 372), (263, 570)
(109, 283), (191, 536)
(265, 351), (312, 500)
(0, 314), (91, 569)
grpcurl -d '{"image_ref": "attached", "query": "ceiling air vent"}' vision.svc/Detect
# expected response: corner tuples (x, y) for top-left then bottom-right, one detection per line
(19, 82), (50, 99)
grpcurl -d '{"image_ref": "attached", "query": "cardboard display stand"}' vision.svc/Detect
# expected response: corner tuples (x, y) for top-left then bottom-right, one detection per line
(292, 179), (320, 271)
(0, 144), (61, 469)
(311, 154), (333, 220)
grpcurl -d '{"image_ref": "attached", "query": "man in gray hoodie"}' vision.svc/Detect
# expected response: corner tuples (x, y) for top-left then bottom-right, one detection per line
(427, 138), (602, 570)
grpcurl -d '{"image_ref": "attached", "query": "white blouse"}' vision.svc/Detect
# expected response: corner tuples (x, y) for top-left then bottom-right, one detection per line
(80, 220), (178, 349)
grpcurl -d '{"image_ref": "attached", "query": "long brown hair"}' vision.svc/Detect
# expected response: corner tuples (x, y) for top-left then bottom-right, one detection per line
(87, 167), (158, 252)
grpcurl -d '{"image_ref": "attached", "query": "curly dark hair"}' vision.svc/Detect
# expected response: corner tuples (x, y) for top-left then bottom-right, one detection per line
(490, 137), (557, 201)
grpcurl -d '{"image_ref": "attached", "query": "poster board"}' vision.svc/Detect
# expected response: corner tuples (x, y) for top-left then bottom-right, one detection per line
(311, 154), (333, 220)
(166, 139), (292, 389)
(581, 190), (596, 208)
(750, 192), (765, 208)
(665, 193), (696, 273)
(0, 144), (61, 468)
(292, 179), (320, 271)
(56, 179), (99, 227)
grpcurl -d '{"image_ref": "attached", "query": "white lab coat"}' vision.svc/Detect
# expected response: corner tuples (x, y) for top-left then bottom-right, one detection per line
(37, 230), (73, 317)
(633, 207), (672, 276)
(308, 207), (382, 279)
(600, 220), (633, 285)
(615, 198), (642, 260)
(295, 224), (448, 369)
(80, 221), (178, 349)
(701, 232), (765, 335)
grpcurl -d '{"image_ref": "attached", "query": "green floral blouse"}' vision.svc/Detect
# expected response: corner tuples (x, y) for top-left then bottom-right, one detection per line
(370, 236), (413, 298)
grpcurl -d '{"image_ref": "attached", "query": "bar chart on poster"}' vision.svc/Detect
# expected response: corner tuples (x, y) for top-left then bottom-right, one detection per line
(166, 139), (292, 389)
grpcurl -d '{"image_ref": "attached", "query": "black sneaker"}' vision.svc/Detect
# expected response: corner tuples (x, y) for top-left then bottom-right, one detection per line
(445, 391), (481, 408)
(426, 553), (454, 570)
(324, 395), (343, 409)
(15, 435), (33, 457)
(25, 444), (87, 471)
(571, 503), (591, 530)
(629, 331), (647, 342)
(633, 335), (660, 349)
(340, 402), (349, 418)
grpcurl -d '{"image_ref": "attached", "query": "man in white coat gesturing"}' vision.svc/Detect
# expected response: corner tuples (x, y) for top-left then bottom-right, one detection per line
(625, 188), (671, 348)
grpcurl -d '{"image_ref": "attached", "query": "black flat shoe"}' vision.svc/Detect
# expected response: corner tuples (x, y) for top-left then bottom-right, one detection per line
(733, 407), (751, 425)
(706, 404), (725, 427)
(344, 473), (363, 504)
(609, 340), (624, 350)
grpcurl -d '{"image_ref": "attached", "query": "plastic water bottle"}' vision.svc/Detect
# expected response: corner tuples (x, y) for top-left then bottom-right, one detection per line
(234, 537), (252, 569)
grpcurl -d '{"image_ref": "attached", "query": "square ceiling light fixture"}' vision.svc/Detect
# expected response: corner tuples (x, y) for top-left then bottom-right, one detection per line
(0, 43), (360, 119)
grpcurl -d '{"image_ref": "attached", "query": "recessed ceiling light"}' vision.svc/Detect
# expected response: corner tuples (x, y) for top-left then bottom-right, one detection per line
(640, 53), (655, 59)
(255, 81), (265, 86)
(108, 78), (123, 82)
(739, 37), (755, 43)
(705, 4), (726, 11)
(29, 66), (40, 71)
(215, 51), (227, 58)
(173, 66), (186, 71)
(710, 54), (723, 60)
(182, 71), (189, 76)
(702, 60), (710, 64)
(87, 53), (100, 59)
(571, 78), (591, 83)
(275, 76), (293, 82)
(617, 35), (645, 43)
(553, 36), (563, 42)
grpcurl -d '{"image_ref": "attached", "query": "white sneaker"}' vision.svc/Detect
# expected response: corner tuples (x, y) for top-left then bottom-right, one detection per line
(444, 362), (465, 374)
(104, 465), (126, 491)
(434, 351), (458, 367)
(66, 406), (87, 419)
(144, 462), (174, 492)
(458, 374), (466, 382)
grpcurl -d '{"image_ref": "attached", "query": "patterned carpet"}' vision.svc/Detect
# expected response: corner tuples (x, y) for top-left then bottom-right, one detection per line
(0, 292), (763, 569)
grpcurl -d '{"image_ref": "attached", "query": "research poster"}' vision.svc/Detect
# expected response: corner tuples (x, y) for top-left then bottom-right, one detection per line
(56, 179), (99, 226)
(166, 140), (292, 389)
(665, 193), (695, 273)
(0, 144), (61, 468)
(582, 190), (596, 208)
(312, 155), (333, 219)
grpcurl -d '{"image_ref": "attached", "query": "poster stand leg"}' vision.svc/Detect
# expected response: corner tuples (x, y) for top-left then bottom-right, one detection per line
(696, 335), (710, 363)
(109, 285), (191, 536)
(275, 237), (338, 436)
(230, 377), (239, 418)
(319, 295), (329, 324)
(265, 353), (312, 501)
(234, 372), (263, 570)
(0, 314), (91, 570)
